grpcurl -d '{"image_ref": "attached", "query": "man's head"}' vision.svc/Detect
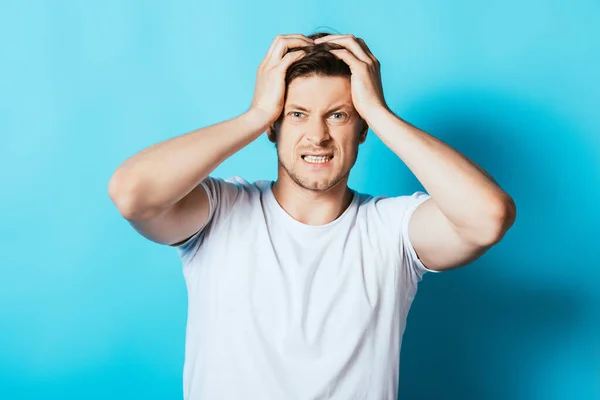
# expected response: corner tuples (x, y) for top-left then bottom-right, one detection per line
(267, 32), (368, 192)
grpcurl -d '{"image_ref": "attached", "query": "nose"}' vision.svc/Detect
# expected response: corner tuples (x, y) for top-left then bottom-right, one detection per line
(305, 118), (331, 146)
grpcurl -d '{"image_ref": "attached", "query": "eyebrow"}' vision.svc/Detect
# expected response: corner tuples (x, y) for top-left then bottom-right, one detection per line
(286, 103), (353, 114)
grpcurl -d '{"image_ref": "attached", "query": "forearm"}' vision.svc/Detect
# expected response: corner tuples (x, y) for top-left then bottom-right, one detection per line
(365, 106), (515, 233)
(108, 108), (271, 216)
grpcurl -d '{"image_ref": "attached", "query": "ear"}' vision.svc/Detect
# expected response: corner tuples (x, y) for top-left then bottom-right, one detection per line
(267, 123), (277, 143)
(358, 119), (369, 144)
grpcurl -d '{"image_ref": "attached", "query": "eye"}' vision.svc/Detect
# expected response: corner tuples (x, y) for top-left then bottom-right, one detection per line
(290, 111), (305, 118)
(330, 112), (347, 119)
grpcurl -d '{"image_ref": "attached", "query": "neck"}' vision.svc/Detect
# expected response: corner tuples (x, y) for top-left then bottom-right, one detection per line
(271, 176), (354, 226)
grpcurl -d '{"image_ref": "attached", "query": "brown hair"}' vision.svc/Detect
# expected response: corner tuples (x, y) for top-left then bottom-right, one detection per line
(269, 31), (367, 139)
(284, 32), (351, 87)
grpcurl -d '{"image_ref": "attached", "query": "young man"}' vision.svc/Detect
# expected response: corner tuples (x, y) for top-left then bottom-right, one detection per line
(108, 32), (516, 399)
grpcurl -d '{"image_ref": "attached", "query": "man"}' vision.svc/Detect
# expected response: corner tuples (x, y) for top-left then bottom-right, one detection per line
(108, 32), (516, 399)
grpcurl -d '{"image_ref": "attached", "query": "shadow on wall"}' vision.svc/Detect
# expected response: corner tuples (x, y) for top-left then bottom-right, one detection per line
(368, 89), (599, 400)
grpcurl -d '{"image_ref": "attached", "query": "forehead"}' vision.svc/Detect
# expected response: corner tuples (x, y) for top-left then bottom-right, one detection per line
(285, 75), (352, 108)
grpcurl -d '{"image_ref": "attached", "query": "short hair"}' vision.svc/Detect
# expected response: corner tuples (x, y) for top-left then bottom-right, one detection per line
(272, 31), (366, 132)
(284, 32), (351, 87)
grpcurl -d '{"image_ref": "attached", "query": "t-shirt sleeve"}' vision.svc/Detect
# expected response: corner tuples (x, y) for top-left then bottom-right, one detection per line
(371, 191), (440, 284)
(399, 191), (441, 282)
(175, 175), (245, 265)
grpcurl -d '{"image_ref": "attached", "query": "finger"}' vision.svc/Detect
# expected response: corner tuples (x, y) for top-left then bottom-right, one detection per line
(328, 48), (365, 72)
(261, 35), (311, 68)
(270, 38), (312, 64)
(265, 34), (312, 57)
(356, 38), (379, 66)
(264, 35), (313, 66)
(317, 35), (372, 64)
(276, 49), (307, 72)
(313, 34), (344, 43)
(313, 34), (357, 47)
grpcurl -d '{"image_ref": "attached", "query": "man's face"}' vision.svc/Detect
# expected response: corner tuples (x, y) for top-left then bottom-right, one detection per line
(268, 75), (367, 192)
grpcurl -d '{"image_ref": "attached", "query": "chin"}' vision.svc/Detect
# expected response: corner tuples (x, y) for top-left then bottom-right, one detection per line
(299, 180), (332, 191)
(279, 157), (350, 191)
(295, 172), (348, 192)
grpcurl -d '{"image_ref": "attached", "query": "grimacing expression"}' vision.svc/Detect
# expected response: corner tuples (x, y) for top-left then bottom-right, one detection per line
(268, 75), (368, 191)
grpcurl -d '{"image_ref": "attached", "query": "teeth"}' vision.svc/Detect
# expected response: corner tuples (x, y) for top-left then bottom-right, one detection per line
(303, 155), (331, 163)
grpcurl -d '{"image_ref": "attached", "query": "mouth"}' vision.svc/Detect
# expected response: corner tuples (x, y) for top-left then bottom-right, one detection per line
(301, 154), (334, 165)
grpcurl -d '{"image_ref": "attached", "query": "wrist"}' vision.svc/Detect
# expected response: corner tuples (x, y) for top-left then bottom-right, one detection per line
(243, 107), (276, 135)
(362, 104), (396, 132)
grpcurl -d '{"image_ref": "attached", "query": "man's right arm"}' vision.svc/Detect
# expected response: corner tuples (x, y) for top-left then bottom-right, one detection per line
(107, 109), (272, 246)
(107, 34), (314, 247)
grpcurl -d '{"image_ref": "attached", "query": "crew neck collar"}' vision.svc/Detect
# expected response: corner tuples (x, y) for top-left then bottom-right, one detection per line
(264, 181), (358, 230)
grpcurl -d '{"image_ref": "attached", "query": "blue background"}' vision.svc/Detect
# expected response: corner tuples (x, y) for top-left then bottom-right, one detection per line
(1, 1), (598, 399)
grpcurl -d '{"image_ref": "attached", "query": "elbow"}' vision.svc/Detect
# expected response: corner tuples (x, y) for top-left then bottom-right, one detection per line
(483, 196), (517, 245)
(108, 173), (165, 220)
(108, 173), (140, 219)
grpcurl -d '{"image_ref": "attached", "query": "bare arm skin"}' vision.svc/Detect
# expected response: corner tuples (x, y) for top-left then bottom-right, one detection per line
(107, 34), (313, 246)
(313, 34), (516, 272)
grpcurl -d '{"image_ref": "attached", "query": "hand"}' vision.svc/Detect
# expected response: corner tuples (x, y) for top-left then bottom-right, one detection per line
(250, 34), (314, 125)
(314, 34), (388, 119)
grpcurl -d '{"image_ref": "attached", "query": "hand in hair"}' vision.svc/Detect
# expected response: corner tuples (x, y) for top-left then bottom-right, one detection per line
(313, 35), (388, 120)
(250, 34), (314, 125)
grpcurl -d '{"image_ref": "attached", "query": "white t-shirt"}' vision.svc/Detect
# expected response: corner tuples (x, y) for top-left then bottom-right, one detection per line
(176, 176), (437, 399)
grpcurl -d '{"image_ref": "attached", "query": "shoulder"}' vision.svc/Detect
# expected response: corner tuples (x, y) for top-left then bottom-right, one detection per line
(202, 175), (265, 201)
(354, 189), (430, 237)
(357, 190), (430, 216)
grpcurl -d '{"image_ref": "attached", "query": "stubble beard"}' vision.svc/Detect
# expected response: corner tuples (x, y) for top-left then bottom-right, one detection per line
(276, 146), (359, 192)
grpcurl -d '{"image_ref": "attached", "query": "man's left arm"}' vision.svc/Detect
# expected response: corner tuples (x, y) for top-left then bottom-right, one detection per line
(366, 106), (517, 272)
(314, 34), (517, 272)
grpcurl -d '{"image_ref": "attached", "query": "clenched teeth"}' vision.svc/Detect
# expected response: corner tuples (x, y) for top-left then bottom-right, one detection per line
(302, 155), (333, 163)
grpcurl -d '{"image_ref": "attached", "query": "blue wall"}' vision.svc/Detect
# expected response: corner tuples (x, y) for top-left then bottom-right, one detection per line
(1, 1), (598, 399)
